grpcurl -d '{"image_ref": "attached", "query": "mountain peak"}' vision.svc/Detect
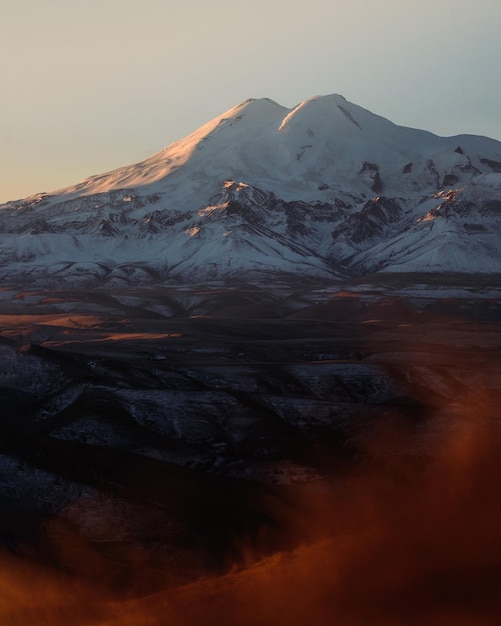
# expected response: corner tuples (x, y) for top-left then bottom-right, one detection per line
(304, 93), (347, 102)
(26, 93), (501, 206)
(278, 93), (361, 133)
(2, 93), (501, 286)
(239, 96), (283, 107)
(229, 97), (287, 117)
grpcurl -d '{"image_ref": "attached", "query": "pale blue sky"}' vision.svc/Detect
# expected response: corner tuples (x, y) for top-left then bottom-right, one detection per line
(2, 0), (501, 202)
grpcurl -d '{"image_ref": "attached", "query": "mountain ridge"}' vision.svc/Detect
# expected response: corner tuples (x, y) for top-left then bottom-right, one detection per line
(2, 94), (501, 285)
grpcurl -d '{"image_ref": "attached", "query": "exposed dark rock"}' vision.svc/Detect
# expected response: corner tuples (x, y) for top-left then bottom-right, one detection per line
(360, 162), (379, 173)
(337, 105), (361, 129)
(483, 200), (501, 213)
(480, 157), (501, 172)
(426, 199), (475, 219)
(359, 162), (383, 193)
(21, 219), (55, 234)
(371, 172), (383, 193)
(443, 174), (459, 187)
(332, 197), (401, 244)
(462, 222), (488, 233)
(425, 159), (440, 188)
(225, 200), (246, 217)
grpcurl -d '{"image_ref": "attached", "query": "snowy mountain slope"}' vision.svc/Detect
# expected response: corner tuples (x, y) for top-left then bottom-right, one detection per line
(45, 94), (501, 203)
(2, 94), (501, 284)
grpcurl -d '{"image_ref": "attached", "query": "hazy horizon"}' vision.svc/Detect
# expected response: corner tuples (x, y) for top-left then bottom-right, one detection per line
(2, 0), (501, 203)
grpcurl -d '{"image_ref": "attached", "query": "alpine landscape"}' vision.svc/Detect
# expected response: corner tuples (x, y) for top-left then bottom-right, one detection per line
(1, 94), (500, 625)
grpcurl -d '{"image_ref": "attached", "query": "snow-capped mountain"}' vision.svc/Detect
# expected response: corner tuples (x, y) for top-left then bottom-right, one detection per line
(2, 94), (501, 284)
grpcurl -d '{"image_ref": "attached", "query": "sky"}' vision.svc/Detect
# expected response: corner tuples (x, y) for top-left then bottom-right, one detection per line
(2, 0), (501, 203)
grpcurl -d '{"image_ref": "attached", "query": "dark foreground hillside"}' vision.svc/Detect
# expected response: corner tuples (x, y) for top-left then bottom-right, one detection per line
(0, 276), (500, 625)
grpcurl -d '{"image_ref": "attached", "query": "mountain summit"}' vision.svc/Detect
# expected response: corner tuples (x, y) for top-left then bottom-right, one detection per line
(2, 95), (501, 284)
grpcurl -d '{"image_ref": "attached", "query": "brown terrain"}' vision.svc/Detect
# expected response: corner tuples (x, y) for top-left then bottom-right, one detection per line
(0, 274), (500, 624)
